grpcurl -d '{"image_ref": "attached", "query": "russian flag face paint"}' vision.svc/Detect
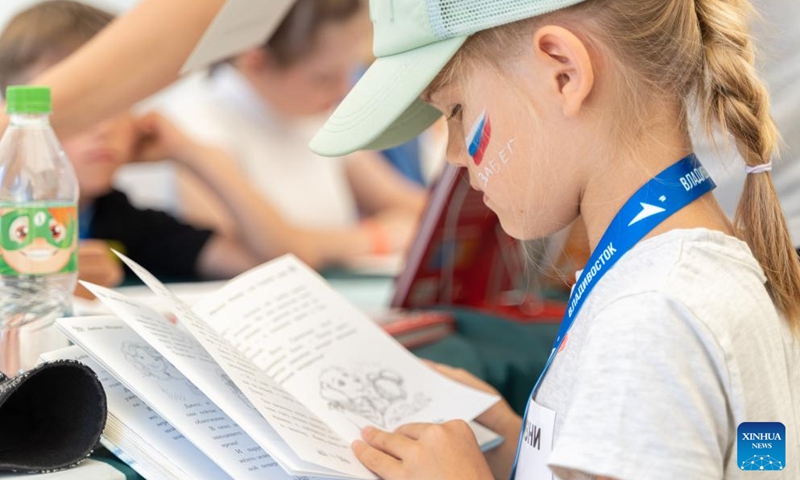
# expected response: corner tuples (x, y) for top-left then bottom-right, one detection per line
(465, 110), (492, 166)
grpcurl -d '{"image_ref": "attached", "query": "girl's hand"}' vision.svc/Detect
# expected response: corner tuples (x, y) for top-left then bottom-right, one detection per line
(132, 112), (197, 163)
(75, 240), (124, 299)
(425, 360), (520, 434)
(363, 210), (419, 254)
(425, 361), (524, 480)
(354, 422), (494, 480)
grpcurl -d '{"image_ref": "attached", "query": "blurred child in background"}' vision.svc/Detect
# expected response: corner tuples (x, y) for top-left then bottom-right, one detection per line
(161, 0), (427, 249)
(0, 0), (415, 297)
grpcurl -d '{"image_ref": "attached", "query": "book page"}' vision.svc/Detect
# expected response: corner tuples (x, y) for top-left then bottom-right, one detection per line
(84, 280), (371, 479)
(51, 320), (290, 480)
(192, 256), (499, 442)
(41, 345), (233, 480)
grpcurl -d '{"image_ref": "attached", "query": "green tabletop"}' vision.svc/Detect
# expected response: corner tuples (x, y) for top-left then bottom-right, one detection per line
(91, 448), (142, 480)
(413, 308), (559, 415)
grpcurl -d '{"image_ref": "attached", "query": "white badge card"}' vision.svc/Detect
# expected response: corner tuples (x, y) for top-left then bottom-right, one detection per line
(514, 398), (556, 480)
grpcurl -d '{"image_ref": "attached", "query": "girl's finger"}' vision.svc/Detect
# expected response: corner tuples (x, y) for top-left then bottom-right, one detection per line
(393, 422), (432, 440)
(421, 358), (441, 368)
(361, 426), (415, 459)
(352, 439), (402, 478)
(425, 360), (459, 375)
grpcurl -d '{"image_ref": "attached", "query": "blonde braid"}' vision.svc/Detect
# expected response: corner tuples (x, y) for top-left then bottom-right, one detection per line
(695, 0), (800, 329)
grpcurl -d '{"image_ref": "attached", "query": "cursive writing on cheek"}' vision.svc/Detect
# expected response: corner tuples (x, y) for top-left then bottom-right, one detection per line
(477, 138), (516, 187)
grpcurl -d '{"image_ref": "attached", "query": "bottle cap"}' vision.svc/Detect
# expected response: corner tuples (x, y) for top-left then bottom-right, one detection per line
(6, 86), (52, 114)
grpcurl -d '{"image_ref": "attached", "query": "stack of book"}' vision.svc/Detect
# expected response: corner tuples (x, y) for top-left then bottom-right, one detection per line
(372, 310), (456, 349)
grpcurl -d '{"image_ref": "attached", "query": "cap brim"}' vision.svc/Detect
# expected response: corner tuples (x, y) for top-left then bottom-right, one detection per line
(311, 36), (468, 157)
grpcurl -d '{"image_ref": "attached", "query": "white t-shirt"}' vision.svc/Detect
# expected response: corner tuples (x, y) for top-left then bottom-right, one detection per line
(533, 229), (799, 480)
(695, 0), (800, 245)
(160, 66), (358, 229)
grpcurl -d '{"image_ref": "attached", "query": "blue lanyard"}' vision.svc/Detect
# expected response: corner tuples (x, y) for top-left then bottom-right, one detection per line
(510, 154), (715, 479)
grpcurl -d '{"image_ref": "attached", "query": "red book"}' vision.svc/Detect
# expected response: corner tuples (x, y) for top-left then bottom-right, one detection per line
(392, 165), (565, 322)
(372, 310), (456, 349)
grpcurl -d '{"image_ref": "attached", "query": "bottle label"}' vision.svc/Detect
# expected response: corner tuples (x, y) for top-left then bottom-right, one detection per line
(0, 205), (78, 275)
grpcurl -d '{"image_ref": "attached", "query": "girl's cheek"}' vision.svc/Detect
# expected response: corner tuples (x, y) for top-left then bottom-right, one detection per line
(445, 125), (469, 166)
(463, 110), (517, 189)
(464, 110), (492, 167)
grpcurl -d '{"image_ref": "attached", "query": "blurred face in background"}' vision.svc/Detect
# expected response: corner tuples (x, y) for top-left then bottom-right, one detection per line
(235, 6), (370, 117)
(11, 58), (136, 206)
(61, 113), (137, 205)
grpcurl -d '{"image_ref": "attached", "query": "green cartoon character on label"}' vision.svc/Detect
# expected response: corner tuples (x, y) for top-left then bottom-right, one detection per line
(0, 206), (77, 275)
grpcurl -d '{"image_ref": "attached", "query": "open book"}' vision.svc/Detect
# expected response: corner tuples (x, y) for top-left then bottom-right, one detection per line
(53, 253), (501, 479)
(393, 164), (566, 321)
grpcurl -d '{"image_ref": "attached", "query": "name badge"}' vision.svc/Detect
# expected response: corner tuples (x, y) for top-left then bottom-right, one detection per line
(514, 398), (556, 480)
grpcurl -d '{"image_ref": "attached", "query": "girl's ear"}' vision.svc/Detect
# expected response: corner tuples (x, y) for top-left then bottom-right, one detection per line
(532, 25), (595, 117)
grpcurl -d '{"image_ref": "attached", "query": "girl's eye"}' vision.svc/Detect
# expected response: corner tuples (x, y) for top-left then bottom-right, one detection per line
(447, 104), (463, 121)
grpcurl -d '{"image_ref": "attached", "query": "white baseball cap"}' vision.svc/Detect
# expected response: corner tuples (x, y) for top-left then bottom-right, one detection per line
(310, 0), (587, 157)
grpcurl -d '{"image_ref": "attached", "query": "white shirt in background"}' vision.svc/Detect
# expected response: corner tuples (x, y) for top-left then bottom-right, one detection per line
(160, 65), (358, 229)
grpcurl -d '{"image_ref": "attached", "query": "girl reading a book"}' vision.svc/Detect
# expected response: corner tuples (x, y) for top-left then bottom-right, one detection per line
(310, 0), (800, 478)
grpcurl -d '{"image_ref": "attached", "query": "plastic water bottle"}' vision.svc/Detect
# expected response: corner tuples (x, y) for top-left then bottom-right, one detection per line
(0, 86), (78, 375)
